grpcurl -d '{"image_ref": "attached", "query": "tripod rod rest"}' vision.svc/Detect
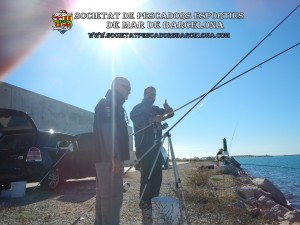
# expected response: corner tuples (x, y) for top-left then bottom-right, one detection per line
(163, 131), (171, 138)
(152, 123), (159, 144)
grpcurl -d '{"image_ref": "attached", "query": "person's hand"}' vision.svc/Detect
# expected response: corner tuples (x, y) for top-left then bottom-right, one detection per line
(163, 100), (173, 113)
(149, 115), (164, 123)
(112, 158), (122, 174)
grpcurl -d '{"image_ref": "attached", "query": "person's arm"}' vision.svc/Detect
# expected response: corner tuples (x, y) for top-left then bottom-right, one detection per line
(152, 104), (174, 121)
(100, 115), (123, 174)
(95, 102), (120, 161)
(130, 104), (149, 128)
(100, 123), (119, 159)
(149, 114), (165, 123)
(163, 100), (174, 118)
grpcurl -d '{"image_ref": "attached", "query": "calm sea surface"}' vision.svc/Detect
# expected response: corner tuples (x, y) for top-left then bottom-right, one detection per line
(235, 155), (300, 210)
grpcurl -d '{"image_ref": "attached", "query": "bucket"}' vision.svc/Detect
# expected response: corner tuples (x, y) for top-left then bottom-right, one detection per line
(10, 181), (26, 198)
(151, 196), (180, 225)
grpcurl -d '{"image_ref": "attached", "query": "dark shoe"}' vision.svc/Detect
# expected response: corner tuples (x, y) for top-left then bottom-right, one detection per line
(139, 200), (151, 209)
(141, 206), (152, 225)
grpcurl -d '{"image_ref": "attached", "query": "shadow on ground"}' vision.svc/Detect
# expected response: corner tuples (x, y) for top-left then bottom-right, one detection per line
(0, 179), (96, 207)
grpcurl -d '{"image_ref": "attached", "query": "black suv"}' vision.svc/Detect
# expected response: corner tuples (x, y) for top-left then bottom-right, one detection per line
(0, 108), (96, 191)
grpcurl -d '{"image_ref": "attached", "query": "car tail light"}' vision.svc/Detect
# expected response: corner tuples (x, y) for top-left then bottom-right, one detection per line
(26, 147), (42, 162)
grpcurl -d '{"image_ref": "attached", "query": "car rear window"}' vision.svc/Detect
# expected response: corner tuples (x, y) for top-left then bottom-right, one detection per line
(0, 115), (34, 132)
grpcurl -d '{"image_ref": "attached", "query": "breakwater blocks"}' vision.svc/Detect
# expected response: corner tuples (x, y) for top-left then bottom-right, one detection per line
(217, 156), (300, 223)
(236, 176), (299, 223)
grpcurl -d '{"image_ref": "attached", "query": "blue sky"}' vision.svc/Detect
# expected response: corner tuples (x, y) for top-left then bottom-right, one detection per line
(1, 0), (300, 158)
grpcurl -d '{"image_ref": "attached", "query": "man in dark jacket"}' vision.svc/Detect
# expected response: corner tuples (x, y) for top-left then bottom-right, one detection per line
(130, 86), (174, 222)
(93, 76), (131, 225)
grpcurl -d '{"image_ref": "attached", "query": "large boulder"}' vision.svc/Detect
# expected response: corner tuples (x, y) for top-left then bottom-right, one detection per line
(237, 186), (272, 201)
(260, 210), (278, 220)
(239, 176), (254, 185)
(283, 210), (300, 223)
(229, 156), (241, 168)
(237, 176), (297, 224)
(270, 204), (289, 218)
(253, 178), (288, 207)
(257, 195), (277, 210)
(220, 164), (239, 176)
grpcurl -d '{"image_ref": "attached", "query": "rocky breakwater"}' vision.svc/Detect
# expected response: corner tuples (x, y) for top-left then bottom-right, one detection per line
(219, 157), (300, 225)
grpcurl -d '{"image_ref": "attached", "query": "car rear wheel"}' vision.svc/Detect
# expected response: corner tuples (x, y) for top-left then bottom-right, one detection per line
(42, 168), (65, 190)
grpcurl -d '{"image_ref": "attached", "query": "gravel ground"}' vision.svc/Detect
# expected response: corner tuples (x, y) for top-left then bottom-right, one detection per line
(0, 161), (269, 225)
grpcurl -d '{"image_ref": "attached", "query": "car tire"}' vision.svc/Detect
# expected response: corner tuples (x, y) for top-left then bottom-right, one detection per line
(42, 168), (65, 190)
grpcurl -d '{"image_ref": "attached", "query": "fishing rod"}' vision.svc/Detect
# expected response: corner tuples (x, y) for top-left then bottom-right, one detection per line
(72, 5), (300, 225)
(70, 41), (300, 224)
(70, 44), (299, 225)
(71, 202), (95, 225)
(241, 163), (300, 170)
(128, 41), (298, 135)
(129, 2), (299, 138)
(124, 20), (300, 178)
(228, 123), (238, 154)
(162, 42), (299, 122)
(166, 3), (300, 134)
(129, 41), (300, 142)
(129, 122), (152, 137)
(32, 149), (70, 191)
(125, 41), (300, 175)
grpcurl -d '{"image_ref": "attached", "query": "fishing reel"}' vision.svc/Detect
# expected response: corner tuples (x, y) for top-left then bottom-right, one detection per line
(161, 122), (169, 130)
(153, 122), (169, 131)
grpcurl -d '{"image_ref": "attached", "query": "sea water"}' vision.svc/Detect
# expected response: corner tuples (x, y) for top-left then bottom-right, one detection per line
(235, 155), (300, 210)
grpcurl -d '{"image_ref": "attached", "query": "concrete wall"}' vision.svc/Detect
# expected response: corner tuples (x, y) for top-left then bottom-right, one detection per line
(0, 82), (134, 165)
(0, 82), (93, 134)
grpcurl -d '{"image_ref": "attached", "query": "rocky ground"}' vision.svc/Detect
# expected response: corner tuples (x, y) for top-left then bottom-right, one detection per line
(0, 160), (299, 225)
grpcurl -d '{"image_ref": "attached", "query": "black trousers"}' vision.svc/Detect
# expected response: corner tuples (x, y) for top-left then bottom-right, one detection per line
(138, 150), (162, 207)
